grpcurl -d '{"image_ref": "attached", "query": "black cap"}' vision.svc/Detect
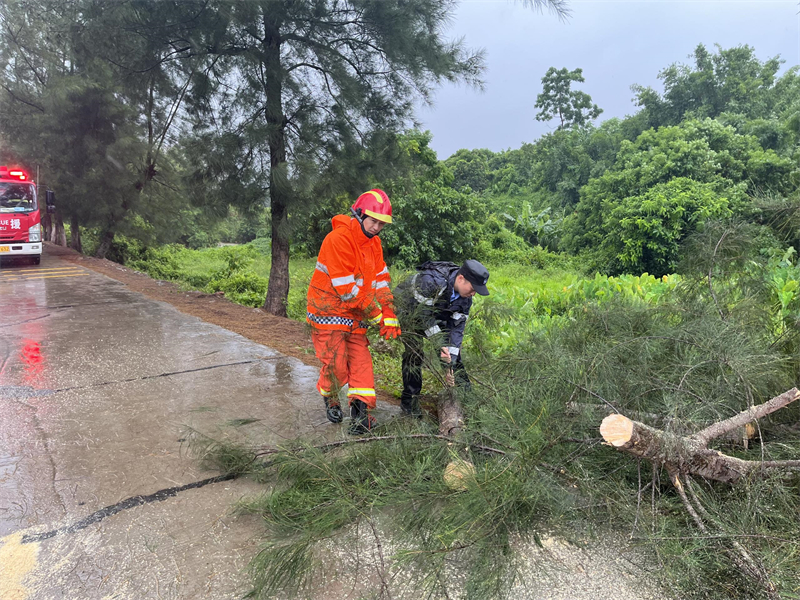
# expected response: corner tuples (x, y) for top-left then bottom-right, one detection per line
(458, 259), (490, 296)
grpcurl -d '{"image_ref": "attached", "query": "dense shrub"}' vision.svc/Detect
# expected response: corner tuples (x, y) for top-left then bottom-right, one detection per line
(207, 271), (268, 306)
(603, 178), (741, 275)
(127, 247), (182, 280)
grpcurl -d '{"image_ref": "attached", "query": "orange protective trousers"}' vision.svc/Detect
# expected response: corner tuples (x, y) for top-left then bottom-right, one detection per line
(311, 329), (376, 409)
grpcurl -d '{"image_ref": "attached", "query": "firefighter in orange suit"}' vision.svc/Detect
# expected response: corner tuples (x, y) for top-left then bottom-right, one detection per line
(306, 189), (401, 434)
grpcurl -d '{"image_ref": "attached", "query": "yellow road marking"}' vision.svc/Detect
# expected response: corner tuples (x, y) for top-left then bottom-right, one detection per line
(0, 267), (84, 275)
(0, 273), (90, 282)
(0, 272), (84, 278)
(0, 273), (85, 280)
(0, 268), (84, 275)
(1, 269), (83, 274)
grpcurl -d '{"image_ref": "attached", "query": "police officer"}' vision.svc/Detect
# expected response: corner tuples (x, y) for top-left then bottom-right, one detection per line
(395, 259), (490, 416)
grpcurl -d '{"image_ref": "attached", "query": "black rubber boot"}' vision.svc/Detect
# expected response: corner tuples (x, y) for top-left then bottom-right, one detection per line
(400, 395), (423, 418)
(348, 399), (376, 435)
(324, 398), (343, 424)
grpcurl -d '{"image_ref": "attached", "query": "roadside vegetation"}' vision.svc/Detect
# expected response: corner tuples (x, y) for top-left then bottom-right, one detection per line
(4, 0), (800, 597)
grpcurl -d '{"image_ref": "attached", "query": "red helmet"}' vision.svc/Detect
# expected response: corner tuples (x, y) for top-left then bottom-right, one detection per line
(352, 189), (392, 224)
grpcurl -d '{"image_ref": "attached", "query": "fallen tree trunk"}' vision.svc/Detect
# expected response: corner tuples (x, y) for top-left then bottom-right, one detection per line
(437, 387), (474, 490)
(600, 388), (800, 483)
(568, 401), (755, 446)
(438, 388), (465, 437)
(601, 389), (800, 596)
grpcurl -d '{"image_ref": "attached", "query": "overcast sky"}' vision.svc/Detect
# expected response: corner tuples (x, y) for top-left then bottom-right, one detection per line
(417, 0), (800, 159)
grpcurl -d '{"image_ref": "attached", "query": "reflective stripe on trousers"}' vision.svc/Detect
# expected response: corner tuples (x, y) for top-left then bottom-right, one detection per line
(311, 329), (376, 409)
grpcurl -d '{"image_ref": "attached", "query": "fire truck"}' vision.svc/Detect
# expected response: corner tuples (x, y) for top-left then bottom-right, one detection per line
(0, 166), (55, 265)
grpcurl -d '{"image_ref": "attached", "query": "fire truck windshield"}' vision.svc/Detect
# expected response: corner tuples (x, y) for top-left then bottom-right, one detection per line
(0, 182), (37, 213)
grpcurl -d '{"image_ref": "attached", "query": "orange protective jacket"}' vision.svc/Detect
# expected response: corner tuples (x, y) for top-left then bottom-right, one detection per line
(306, 215), (394, 333)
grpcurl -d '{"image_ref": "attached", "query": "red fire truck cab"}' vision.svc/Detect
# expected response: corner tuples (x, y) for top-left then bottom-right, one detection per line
(0, 166), (55, 265)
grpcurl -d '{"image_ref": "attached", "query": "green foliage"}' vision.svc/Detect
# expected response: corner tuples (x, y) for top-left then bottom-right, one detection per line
(196, 248), (261, 306)
(634, 43), (784, 128)
(129, 248), (183, 281)
(383, 179), (484, 267)
(289, 130), (491, 264)
(445, 148), (495, 193)
(0, 0), (211, 255)
(466, 270), (680, 356)
(134, 223), (800, 599)
(119, 240), (316, 315)
(521, 120), (628, 211)
(6, 17), (800, 596)
(197, 236), (800, 599)
(380, 132), (488, 267)
(605, 178), (739, 275)
(202, 406), (567, 600)
(467, 215), (524, 262)
(178, 0), (494, 312)
(207, 271), (269, 307)
(535, 67), (603, 129)
(765, 246), (800, 340)
(502, 203), (562, 249)
(563, 118), (795, 269)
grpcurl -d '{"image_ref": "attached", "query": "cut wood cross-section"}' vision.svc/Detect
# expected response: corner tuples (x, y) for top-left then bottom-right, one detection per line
(600, 388), (800, 483)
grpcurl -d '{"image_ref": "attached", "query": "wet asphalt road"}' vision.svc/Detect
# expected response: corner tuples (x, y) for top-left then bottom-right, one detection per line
(0, 249), (397, 599)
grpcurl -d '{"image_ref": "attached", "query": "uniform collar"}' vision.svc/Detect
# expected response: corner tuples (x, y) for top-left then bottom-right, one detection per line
(332, 214), (373, 246)
(447, 270), (458, 300)
(349, 216), (374, 246)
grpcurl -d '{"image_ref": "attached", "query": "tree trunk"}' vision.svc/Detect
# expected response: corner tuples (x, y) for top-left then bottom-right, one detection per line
(438, 388), (472, 490)
(50, 210), (67, 246)
(568, 401), (755, 446)
(42, 210), (52, 241)
(69, 214), (82, 253)
(600, 388), (800, 483)
(264, 201), (290, 316)
(95, 227), (115, 259)
(261, 8), (290, 317)
(438, 389), (465, 437)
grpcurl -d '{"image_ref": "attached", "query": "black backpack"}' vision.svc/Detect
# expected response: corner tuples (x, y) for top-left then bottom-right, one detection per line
(417, 261), (459, 279)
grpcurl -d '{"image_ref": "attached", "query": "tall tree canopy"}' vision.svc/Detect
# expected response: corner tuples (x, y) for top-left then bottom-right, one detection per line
(189, 0), (490, 315)
(633, 43), (785, 129)
(535, 66), (602, 129)
(186, 0), (571, 315)
(0, 0), (204, 255)
(561, 118), (796, 273)
(0, 0), (569, 314)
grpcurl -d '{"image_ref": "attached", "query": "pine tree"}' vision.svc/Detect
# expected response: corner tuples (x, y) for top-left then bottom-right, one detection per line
(0, 0), (202, 256)
(176, 0), (493, 315)
(194, 222), (800, 600)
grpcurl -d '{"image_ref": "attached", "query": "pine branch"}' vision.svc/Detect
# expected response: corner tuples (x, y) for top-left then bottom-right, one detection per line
(566, 381), (619, 413)
(681, 473), (778, 597)
(692, 388), (800, 445)
(0, 83), (45, 112)
(365, 515), (393, 600)
(708, 230), (728, 321)
(253, 434), (507, 458)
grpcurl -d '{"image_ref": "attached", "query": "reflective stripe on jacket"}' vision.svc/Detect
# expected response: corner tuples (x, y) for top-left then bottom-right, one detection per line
(306, 215), (393, 332)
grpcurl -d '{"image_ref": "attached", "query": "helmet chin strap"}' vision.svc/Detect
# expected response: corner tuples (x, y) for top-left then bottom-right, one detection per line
(351, 207), (377, 238)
